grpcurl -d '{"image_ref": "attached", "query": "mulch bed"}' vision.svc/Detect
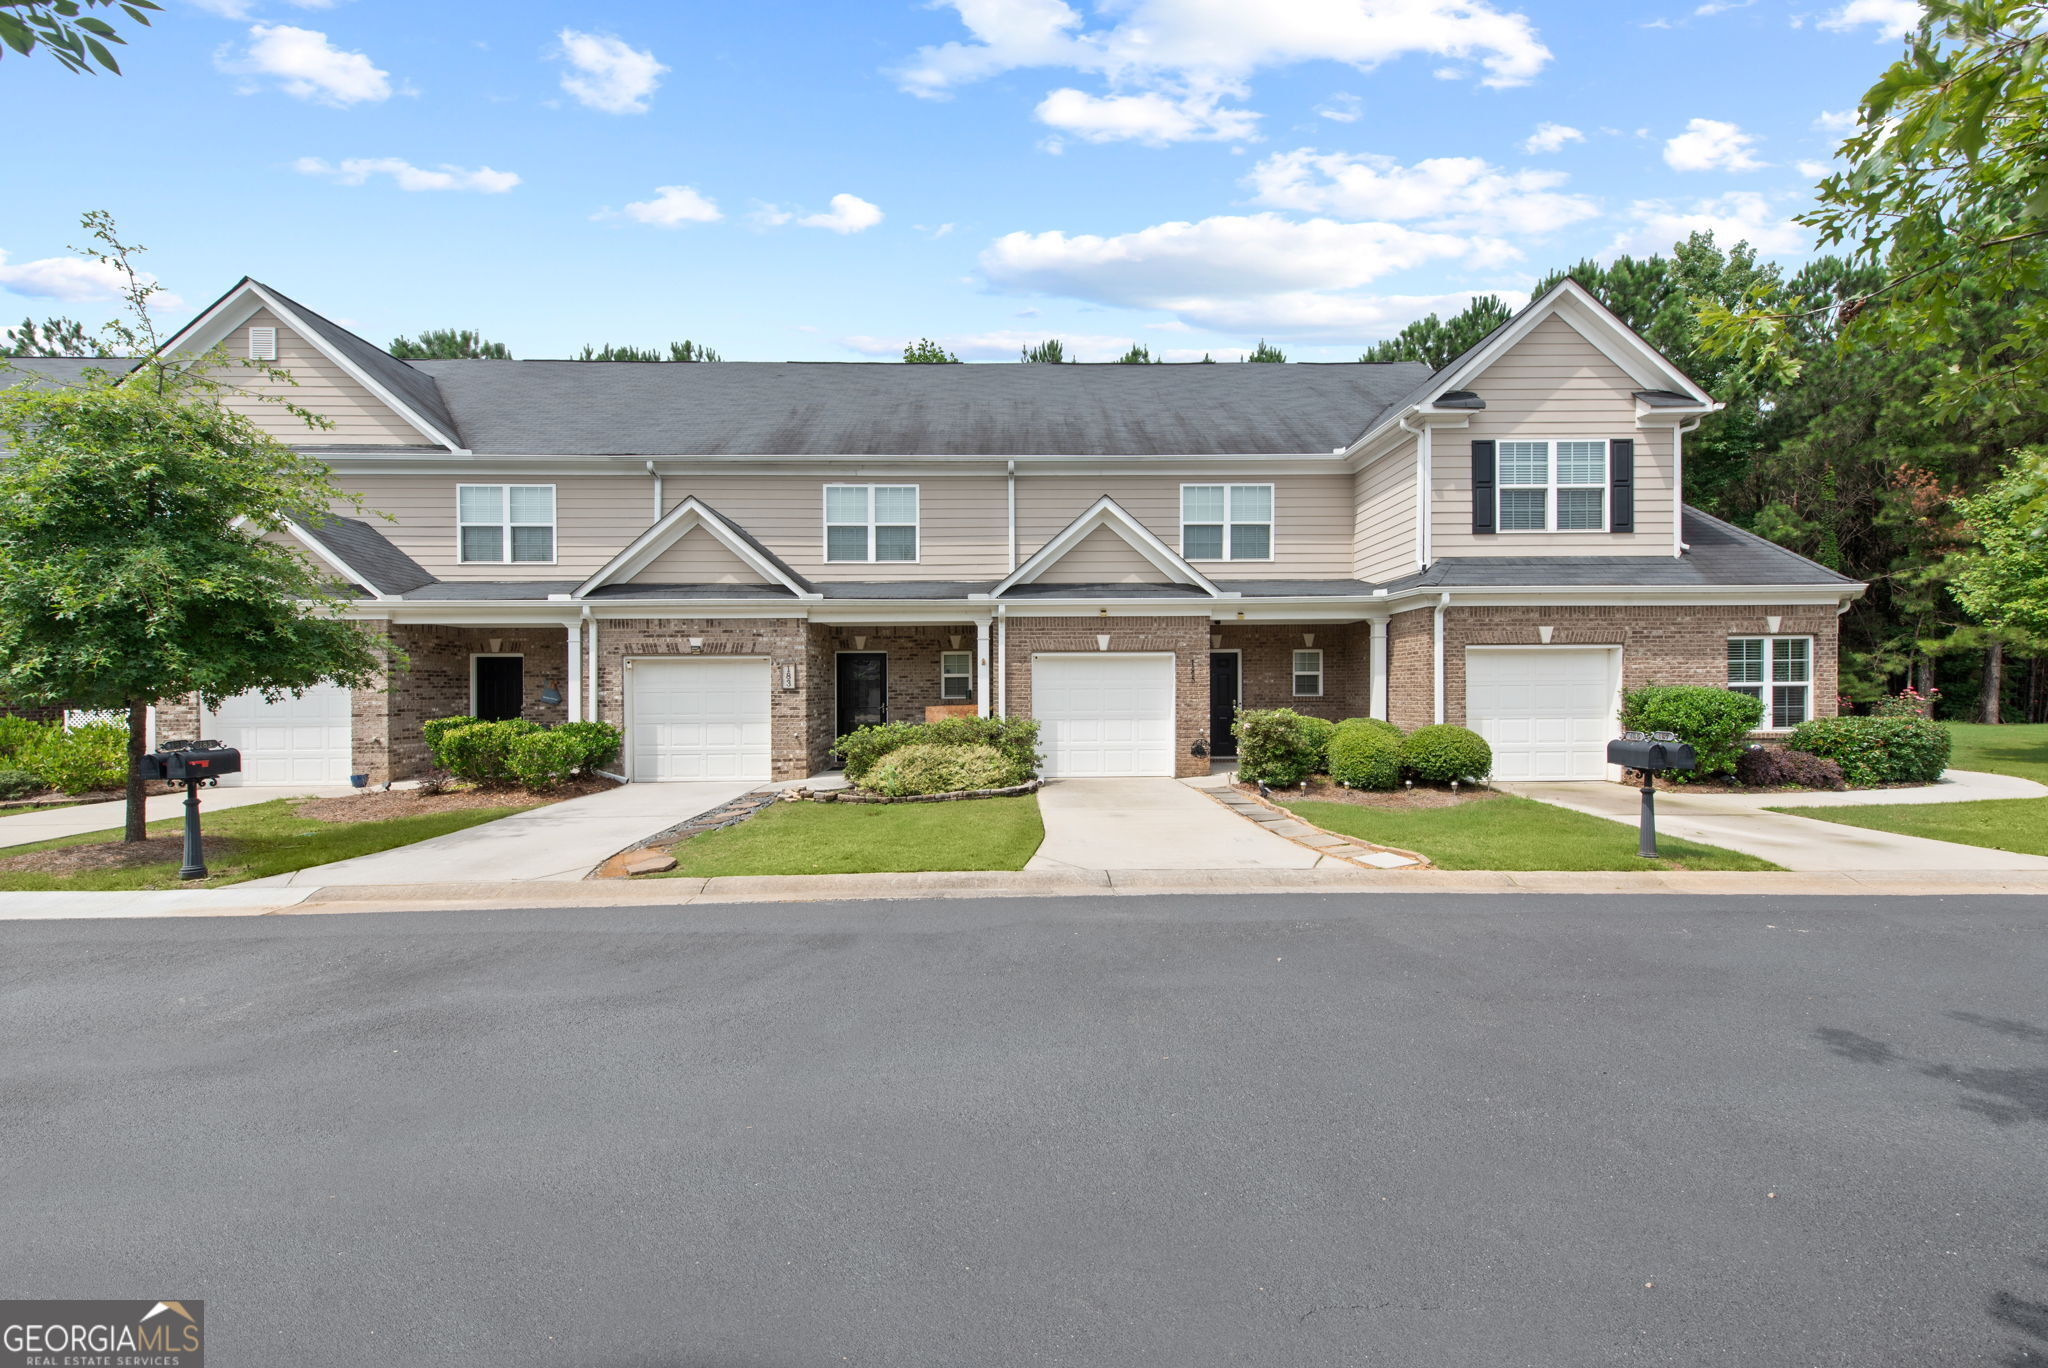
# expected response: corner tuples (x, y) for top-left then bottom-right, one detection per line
(293, 776), (615, 824)
(1240, 779), (1503, 812)
(0, 834), (239, 876)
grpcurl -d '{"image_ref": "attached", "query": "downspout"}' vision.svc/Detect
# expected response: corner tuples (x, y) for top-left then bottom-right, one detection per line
(1006, 459), (1018, 571)
(1672, 418), (1701, 559)
(1399, 413), (1430, 569)
(1432, 592), (1450, 725)
(646, 460), (662, 521)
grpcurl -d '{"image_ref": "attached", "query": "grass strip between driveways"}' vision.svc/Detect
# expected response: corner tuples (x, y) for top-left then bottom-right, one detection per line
(1283, 795), (1781, 872)
(663, 795), (1044, 877)
(1767, 796), (2048, 858)
(1943, 722), (2048, 783)
(0, 797), (536, 891)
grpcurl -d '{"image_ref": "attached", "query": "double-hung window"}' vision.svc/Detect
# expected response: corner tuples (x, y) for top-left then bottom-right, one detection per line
(825, 485), (918, 562)
(1181, 484), (1273, 560)
(1728, 636), (1813, 728)
(1292, 649), (1324, 698)
(1497, 440), (1608, 532)
(940, 651), (974, 701)
(458, 484), (555, 563)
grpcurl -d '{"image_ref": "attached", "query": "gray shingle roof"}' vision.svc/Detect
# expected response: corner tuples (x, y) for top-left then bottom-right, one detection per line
(1, 357), (138, 389)
(403, 357), (1435, 456)
(295, 515), (437, 595)
(255, 281), (463, 446)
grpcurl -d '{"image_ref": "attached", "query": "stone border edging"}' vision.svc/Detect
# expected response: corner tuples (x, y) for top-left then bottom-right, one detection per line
(787, 779), (1044, 805)
(1195, 782), (1432, 870)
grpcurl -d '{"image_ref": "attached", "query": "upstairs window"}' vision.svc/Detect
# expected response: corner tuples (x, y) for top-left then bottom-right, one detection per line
(1497, 440), (1608, 533)
(1181, 484), (1273, 560)
(825, 485), (918, 562)
(458, 484), (555, 563)
(1292, 649), (1324, 697)
(1728, 636), (1812, 728)
(940, 651), (974, 701)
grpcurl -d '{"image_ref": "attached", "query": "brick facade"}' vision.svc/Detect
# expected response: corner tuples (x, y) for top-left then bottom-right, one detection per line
(1211, 622), (1370, 722)
(811, 622), (982, 734)
(1001, 614), (1212, 778)
(592, 617), (812, 780)
(1385, 608), (1436, 731)
(374, 624), (572, 780)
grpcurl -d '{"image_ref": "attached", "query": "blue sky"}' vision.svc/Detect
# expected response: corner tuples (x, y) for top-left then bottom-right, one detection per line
(0, 0), (1916, 362)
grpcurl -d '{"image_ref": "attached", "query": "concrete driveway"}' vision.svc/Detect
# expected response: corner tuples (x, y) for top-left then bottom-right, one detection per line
(244, 780), (755, 885)
(1504, 768), (2048, 872)
(1026, 777), (1322, 871)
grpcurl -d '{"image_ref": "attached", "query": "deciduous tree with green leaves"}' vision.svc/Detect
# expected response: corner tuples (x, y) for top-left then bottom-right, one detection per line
(0, 214), (388, 841)
(0, 0), (159, 74)
(1954, 447), (2048, 640)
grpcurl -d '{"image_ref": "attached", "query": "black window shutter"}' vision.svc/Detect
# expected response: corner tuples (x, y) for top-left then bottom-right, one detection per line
(1609, 438), (1635, 533)
(1471, 440), (1496, 535)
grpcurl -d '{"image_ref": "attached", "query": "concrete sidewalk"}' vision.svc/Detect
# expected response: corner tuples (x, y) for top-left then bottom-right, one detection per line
(1504, 771), (2048, 872)
(1025, 777), (1322, 871)
(0, 784), (357, 851)
(241, 780), (755, 886)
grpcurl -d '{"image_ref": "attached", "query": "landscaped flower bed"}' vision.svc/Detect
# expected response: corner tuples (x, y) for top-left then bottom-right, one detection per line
(830, 715), (1041, 798)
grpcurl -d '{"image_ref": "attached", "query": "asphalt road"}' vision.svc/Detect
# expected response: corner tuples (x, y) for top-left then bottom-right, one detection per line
(3, 894), (2045, 1368)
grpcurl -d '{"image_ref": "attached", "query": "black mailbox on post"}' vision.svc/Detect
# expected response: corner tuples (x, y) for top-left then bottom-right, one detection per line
(135, 741), (242, 880)
(1605, 730), (1696, 858)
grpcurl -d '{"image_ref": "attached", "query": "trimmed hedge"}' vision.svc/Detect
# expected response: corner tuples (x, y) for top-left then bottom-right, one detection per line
(553, 721), (623, 771)
(1734, 746), (1845, 790)
(1399, 724), (1492, 784)
(0, 769), (41, 800)
(507, 730), (587, 790)
(1233, 708), (1325, 786)
(0, 717), (126, 795)
(1299, 715), (1338, 772)
(1786, 715), (1951, 787)
(424, 717), (623, 788)
(1618, 686), (1764, 779)
(1326, 720), (1400, 790)
(864, 742), (1014, 797)
(836, 716), (1040, 787)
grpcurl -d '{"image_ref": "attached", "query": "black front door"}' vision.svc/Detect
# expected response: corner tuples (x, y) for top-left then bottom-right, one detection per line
(1209, 651), (1240, 756)
(836, 652), (888, 742)
(474, 655), (523, 721)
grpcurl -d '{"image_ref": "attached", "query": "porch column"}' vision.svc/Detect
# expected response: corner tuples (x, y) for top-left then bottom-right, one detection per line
(1368, 617), (1389, 720)
(565, 618), (582, 723)
(974, 617), (992, 718)
(586, 615), (600, 721)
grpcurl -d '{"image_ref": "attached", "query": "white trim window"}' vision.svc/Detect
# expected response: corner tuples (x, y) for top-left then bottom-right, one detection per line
(1497, 440), (1607, 533)
(458, 484), (555, 563)
(1728, 636), (1813, 728)
(1292, 649), (1324, 698)
(825, 485), (918, 563)
(1181, 484), (1273, 560)
(940, 650), (974, 701)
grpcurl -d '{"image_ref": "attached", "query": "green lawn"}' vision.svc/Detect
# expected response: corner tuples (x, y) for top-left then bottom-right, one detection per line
(1284, 795), (1780, 872)
(0, 797), (534, 891)
(1769, 796), (2048, 858)
(1943, 722), (2048, 781)
(665, 796), (1044, 877)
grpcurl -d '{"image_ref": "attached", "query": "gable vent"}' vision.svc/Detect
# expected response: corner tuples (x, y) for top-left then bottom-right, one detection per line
(247, 326), (277, 361)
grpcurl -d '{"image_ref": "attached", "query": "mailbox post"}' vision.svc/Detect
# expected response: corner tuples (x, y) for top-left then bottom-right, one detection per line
(136, 741), (243, 880)
(1604, 730), (1697, 858)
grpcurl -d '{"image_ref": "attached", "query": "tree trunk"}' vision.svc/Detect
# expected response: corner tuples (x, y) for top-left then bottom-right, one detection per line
(1980, 641), (2004, 725)
(124, 699), (148, 843)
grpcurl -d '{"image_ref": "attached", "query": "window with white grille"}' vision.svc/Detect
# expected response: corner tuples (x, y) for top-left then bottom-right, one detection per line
(1728, 636), (1812, 728)
(458, 485), (556, 563)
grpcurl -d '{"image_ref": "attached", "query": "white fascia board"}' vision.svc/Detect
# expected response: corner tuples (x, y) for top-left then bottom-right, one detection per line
(315, 453), (1353, 478)
(995, 495), (1223, 596)
(574, 496), (817, 598)
(245, 285), (463, 451)
(275, 517), (393, 602)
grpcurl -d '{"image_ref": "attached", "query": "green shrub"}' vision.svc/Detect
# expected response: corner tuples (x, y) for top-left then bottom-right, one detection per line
(1787, 715), (1951, 786)
(0, 769), (43, 800)
(1325, 720), (1400, 790)
(507, 730), (585, 790)
(1297, 715), (1338, 771)
(422, 715), (479, 766)
(1399, 724), (1492, 784)
(1618, 686), (1765, 778)
(863, 742), (1014, 797)
(837, 716), (1039, 785)
(1233, 708), (1326, 785)
(436, 718), (543, 785)
(553, 721), (623, 771)
(25, 721), (127, 794)
(1345, 717), (1404, 739)
(0, 715), (55, 767)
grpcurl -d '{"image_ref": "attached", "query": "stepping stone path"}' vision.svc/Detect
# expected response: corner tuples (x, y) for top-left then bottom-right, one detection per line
(1203, 786), (1423, 870)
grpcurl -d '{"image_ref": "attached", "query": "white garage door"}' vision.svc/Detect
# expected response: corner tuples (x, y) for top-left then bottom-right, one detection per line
(630, 658), (771, 781)
(1033, 653), (1175, 778)
(1465, 647), (1619, 782)
(202, 683), (353, 787)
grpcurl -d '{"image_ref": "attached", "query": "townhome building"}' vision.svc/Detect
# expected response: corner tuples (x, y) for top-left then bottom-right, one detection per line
(12, 277), (1863, 786)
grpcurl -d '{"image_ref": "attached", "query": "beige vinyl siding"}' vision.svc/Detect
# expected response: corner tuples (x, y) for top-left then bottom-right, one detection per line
(630, 527), (769, 584)
(1352, 439), (1419, 582)
(337, 473), (647, 579)
(1431, 314), (1673, 557)
(664, 476), (1006, 581)
(213, 309), (427, 445)
(1016, 474), (1353, 579)
(1035, 526), (1174, 584)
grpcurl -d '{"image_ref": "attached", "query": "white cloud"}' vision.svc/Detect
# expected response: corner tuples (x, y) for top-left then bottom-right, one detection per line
(604, 185), (723, 227)
(978, 212), (1522, 337)
(1316, 93), (1362, 123)
(1035, 84), (1260, 144)
(1522, 121), (1583, 153)
(189, 0), (336, 17)
(555, 29), (667, 114)
(1245, 148), (1598, 234)
(1814, 107), (1859, 130)
(1662, 117), (1765, 171)
(294, 156), (519, 192)
(1610, 191), (1808, 256)
(1818, 0), (1920, 36)
(839, 329), (1144, 362)
(1796, 159), (1832, 177)
(0, 250), (183, 310)
(798, 193), (884, 234)
(220, 24), (391, 105)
